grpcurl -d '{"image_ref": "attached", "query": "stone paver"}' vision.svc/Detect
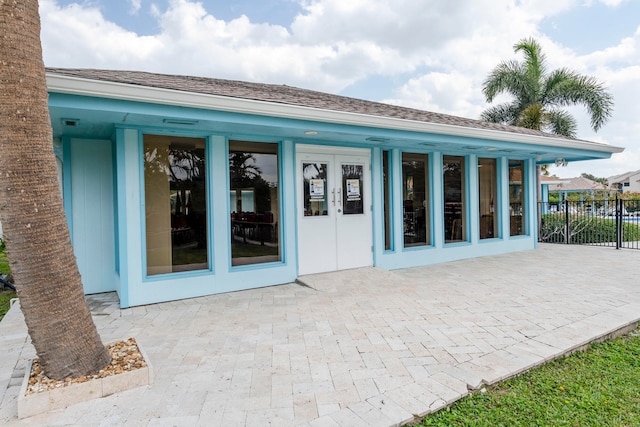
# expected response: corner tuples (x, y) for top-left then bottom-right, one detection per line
(1, 244), (640, 426)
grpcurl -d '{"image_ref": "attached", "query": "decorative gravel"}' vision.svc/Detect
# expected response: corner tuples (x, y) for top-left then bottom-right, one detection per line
(25, 337), (147, 395)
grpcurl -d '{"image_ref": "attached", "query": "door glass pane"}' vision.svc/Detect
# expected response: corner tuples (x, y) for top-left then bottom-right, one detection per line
(144, 134), (208, 276)
(342, 164), (364, 215)
(443, 155), (466, 243)
(402, 153), (430, 247)
(303, 162), (328, 216)
(509, 159), (526, 236)
(478, 158), (498, 239)
(229, 141), (280, 266)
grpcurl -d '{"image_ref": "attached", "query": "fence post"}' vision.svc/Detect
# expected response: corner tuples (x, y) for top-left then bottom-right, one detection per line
(616, 194), (622, 249)
(564, 198), (570, 244)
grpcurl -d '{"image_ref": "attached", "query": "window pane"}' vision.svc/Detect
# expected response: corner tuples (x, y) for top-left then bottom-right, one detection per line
(342, 164), (364, 215)
(302, 162), (328, 216)
(383, 151), (391, 250)
(402, 153), (429, 247)
(478, 158), (498, 239)
(230, 141), (280, 266)
(509, 159), (526, 236)
(443, 155), (466, 243)
(144, 135), (208, 275)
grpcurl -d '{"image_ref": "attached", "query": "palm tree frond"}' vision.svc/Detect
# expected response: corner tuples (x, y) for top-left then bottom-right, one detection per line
(480, 103), (520, 125)
(545, 109), (577, 138)
(482, 60), (527, 102)
(545, 69), (614, 131)
(480, 37), (613, 136)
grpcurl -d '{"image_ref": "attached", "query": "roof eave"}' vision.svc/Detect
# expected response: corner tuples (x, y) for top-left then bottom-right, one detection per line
(46, 73), (624, 155)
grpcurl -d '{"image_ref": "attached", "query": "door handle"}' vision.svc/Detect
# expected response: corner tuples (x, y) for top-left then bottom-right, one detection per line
(331, 188), (336, 206)
(337, 188), (341, 206)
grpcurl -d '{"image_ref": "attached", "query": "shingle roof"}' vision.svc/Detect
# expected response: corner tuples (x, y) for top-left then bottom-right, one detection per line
(46, 67), (579, 142)
(607, 170), (640, 184)
(549, 176), (607, 191)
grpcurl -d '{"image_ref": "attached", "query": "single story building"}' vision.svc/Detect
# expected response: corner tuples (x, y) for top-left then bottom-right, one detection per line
(45, 68), (623, 307)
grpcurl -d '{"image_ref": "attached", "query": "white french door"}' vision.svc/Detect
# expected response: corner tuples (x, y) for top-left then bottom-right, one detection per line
(297, 147), (372, 275)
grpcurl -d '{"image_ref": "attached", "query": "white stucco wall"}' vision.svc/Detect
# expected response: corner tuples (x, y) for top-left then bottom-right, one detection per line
(628, 173), (640, 193)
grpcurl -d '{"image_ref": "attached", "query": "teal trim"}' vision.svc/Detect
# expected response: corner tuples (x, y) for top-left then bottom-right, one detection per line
(62, 136), (73, 236)
(528, 159), (537, 243)
(495, 157), (504, 240)
(500, 157), (510, 240)
(468, 155), (479, 244)
(138, 131), (147, 279)
(288, 139), (300, 275)
(278, 140), (290, 268)
(211, 135), (231, 275)
(431, 151), (444, 248)
(391, 149), (404, 252)
(206, 135), (215, 273)
(114, 128), (129, 307)
(371, 148), (384, 265)
(112, 136), (120, 274)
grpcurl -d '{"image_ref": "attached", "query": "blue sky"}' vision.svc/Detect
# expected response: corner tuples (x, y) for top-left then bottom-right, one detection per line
(41, 0), (640, 179)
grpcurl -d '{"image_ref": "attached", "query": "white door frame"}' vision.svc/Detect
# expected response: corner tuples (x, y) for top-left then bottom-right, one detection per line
(296, 145), (372, 275)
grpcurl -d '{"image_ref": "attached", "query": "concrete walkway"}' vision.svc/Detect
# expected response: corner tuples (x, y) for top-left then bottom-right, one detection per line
(1, 244), (640, 426)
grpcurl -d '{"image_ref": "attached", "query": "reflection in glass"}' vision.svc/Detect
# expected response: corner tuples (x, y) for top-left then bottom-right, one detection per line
(383, 151), (392, 250)
(229, 141), (280, 266)
(478, 158), (498, 239)
(342, 164), (364, 215)
(303, 163), (328, 216)
(144, 134), (208, 275)
(443, 155), (466, 243)
(509, 159), (526, 236)
(402, 153), (429, 247)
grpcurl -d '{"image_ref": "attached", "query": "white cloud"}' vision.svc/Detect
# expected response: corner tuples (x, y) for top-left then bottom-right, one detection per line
(38, 0), (640, 177)
(40, 1), (163, 66)
(129, 0), (142, 14)
(382, 72), (483, 119)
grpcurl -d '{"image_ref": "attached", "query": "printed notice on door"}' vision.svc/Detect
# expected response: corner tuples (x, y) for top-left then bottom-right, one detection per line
(310, 179), (325, 199)
(346, 179), (361, 201)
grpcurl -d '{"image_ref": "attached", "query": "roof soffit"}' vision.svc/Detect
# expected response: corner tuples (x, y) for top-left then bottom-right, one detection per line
(46, 72), (624, 156)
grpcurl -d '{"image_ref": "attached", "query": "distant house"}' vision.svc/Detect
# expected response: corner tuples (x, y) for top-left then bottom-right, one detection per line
(45, 68), (623, 307)
(607, 170), (640, 193)
(539, 176), (609, 213)
(548, 176), (608, 197)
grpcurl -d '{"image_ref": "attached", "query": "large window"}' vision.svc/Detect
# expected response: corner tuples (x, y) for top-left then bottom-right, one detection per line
(402, 153), (430, 247)
(443, 155), (466, 243)
(144, 135), (208, 276)
(478, 158), (498, 239)
(229, 141), (280, 266)
(509, 160), (526, 236)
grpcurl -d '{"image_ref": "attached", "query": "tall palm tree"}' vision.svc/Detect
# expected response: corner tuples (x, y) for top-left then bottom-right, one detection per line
(481, 37), (613, 138)
(0, 1), (111, 379)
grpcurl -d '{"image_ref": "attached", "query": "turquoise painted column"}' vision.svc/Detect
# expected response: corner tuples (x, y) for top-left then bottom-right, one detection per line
(468, 154), (479, 244)
(431, 152), (444, 247)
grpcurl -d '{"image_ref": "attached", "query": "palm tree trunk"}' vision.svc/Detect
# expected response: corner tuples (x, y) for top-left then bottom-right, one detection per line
(0, 0), (111, 379)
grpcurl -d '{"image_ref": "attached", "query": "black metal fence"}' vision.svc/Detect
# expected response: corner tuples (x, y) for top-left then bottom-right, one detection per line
(538, 197), (640, 250)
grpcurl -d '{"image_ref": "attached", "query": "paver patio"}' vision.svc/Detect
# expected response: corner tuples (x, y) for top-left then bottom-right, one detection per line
(1, 244), (639, 426)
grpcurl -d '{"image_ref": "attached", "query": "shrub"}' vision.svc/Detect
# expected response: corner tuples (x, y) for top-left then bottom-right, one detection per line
(540, 213), (640, 244)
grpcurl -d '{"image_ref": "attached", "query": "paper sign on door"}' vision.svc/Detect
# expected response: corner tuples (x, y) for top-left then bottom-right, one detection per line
(346, 179), (361, 201)
(310, 179), (325, 199)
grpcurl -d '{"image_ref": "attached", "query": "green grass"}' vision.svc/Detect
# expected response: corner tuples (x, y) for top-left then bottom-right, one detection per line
(232, 241), (279, 258)
(0, 241), (16, 321)
(0, 290), (16, 321)
(416, 330), (640, 426)
(0, 240), (9, 275)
